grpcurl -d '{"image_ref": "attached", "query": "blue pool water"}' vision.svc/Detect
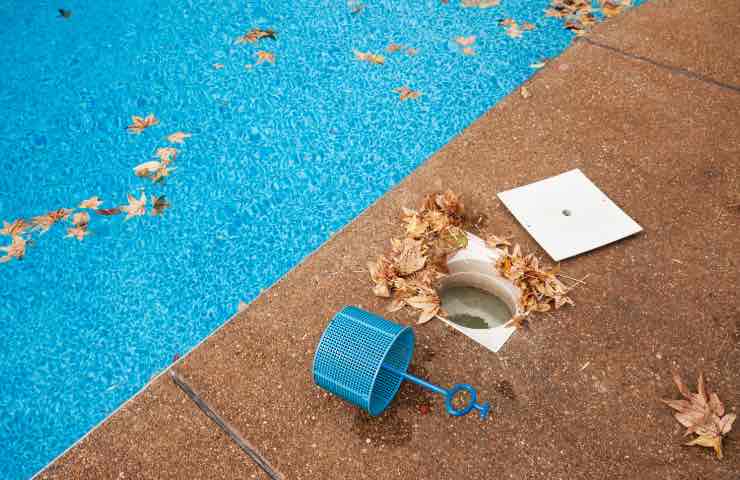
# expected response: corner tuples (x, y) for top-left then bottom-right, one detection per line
(0, 1), (640, 477)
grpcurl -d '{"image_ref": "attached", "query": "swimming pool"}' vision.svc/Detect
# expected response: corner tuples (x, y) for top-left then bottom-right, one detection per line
(0, 1), (639, 478)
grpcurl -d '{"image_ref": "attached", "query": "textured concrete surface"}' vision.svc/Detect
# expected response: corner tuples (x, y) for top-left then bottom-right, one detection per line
(589, 0), (740, 87)
(39, 5), (740, 480)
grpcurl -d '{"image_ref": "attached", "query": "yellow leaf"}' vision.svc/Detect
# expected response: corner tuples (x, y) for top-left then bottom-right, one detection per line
(393, 86), (422, 101)
(127, 114), (158, 134)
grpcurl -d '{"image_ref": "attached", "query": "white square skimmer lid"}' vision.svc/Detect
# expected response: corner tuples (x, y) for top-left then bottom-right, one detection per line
(497, 169), (642, 261)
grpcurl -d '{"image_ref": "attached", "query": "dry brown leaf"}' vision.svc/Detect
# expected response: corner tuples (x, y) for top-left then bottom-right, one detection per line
(486, 234), (511, 248)
(455, 36), (477, 47)
(662, 371), (736, 459)
(95, 207), (122, 216)
(32, 208), (72, 233)
(66, 225), (89, 241)
(368, 255), (398, 298)
(121, 193), (147, 221)
(394, 86), (422, 101)
(155, 147), (178, 165)
(0, 235), (28, 263)
(386, 43), (403, 53)
(394, 238), (427, 276)
(1, 219), (31, 237)
(354, 50), (385, 65)
(78, 196), (102, 210)
(256, 51), (276, 65)
(167, 131), (191, 144)
(127, 114), (158, 135)
(520, 86), (532, 98)
(235, 28), (276, 44)
(151, 195), (170, 216)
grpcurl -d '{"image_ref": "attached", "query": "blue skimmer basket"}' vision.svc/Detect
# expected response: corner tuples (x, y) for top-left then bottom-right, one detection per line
(313, 306), (414, 416)
(313, 306), (490, 419)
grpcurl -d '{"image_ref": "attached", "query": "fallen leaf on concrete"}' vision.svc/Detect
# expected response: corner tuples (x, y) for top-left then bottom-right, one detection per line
(520, 86), (532, 98)
(394, 238), (427, 276)
(354, 50), (385, 64)
(662, 371), (735, 459)
(486, 234), (511, 248)
(497, 243), (574, 323)
(368, 255), (398, 298)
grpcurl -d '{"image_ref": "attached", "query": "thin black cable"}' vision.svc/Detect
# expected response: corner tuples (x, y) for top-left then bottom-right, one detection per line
(170, 370), (284, 480)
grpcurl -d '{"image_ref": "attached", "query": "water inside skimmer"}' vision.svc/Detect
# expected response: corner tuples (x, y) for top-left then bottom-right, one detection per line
(440, 286), (512, 330)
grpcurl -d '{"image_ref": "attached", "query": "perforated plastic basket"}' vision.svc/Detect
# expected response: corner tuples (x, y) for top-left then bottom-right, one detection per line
(312, 306), (414, 416)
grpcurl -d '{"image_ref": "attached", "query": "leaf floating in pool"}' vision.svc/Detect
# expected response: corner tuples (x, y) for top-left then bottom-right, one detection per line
(66, 212), (90, 241)
(256, 50), (276, 65)
(151, 195), (170, 216)
(78, 196), (102, 210)
(127, 114), (159, 135)
(386, 43), (403, 53)
(354, 50), (385, 65)
(212, 63), (225, 70)
(1, 219), (31, 237)
(95, 207), (122, 216)
(32, 208), (72, 233)
(454, 36), (477, 56)
(406, 47), (418, 56)
(393, 86), (421, 101)
(167, 131), (191, 144)
(0, 235), (28, 263)
(462, 0), (500, 8)
(455, 36), (477, 47)
(57, 9), (72, 19)
(235, 28), (277, 45)
(499, 19), (527, 38)
(155, 147), (178, 164)
(121, 193), (147, 221)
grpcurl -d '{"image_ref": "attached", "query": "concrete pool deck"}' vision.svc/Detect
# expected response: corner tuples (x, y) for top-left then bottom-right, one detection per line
(39, 1), (739, 478)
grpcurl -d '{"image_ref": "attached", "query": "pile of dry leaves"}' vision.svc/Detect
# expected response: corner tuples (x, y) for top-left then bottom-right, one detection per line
(663, 372), (736, 459)
(368, 191), (576, 326)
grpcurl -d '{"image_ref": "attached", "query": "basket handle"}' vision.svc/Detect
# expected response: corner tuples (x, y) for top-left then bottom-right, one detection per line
(381, 364), (490, 419)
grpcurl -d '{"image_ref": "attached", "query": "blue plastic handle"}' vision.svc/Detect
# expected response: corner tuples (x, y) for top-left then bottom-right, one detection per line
(381, 364), (490, 419)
